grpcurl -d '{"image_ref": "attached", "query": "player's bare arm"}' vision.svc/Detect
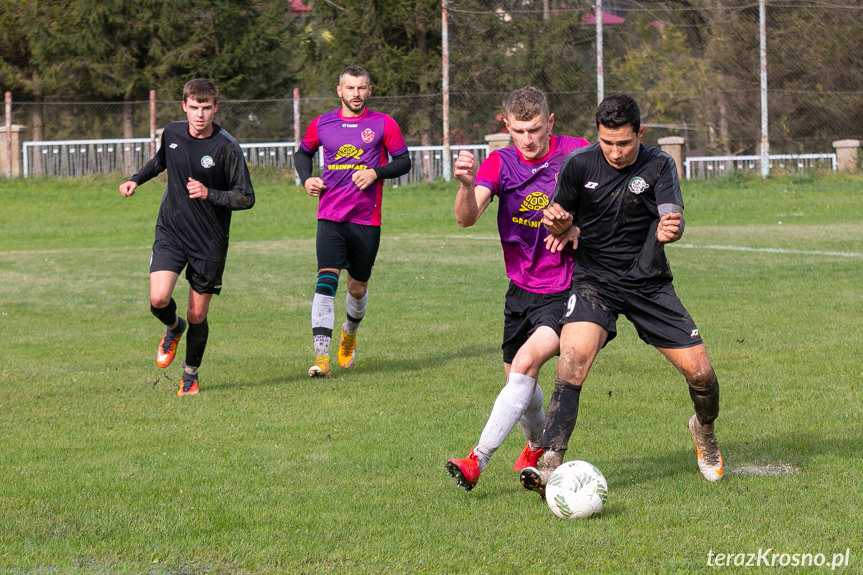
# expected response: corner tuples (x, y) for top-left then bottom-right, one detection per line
(657, 212), (682, 243)
(119, 181), (137, 197)
(352, 168), (378, 191)
(453, 150), (491, 228)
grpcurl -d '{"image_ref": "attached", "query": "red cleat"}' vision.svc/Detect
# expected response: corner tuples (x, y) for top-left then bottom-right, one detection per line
(445, 448), (481, 492)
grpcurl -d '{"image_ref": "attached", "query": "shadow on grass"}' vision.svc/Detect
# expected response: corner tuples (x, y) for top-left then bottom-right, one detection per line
(196, 341), (496, 391)
(608, 426), (861, 493)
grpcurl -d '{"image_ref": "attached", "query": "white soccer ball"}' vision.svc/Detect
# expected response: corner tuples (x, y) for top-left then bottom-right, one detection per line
(545, 460), (608, 519)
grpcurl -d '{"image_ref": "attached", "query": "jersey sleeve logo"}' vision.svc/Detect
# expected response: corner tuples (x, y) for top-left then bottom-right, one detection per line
(200, 155), (215, 168)
(519, 191), (550, 212)
(335, 144), (364, 161)
(361, 128), (375, 144)
(628, 177), (649, 195)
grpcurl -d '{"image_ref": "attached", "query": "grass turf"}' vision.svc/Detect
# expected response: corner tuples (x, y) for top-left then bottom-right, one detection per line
(1, 172), (861, 574)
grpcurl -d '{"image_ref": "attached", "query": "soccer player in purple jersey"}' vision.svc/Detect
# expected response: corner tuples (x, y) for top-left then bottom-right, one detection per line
(445, 87), (589, 491)
(519, 94), (723, 497)
(119, 79), (255, 396)
(294, 66), (411, 378)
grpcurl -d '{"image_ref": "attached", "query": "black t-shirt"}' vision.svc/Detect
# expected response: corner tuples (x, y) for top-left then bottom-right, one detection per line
(552, 142), (683, 285)
(131, 121), (255, 260)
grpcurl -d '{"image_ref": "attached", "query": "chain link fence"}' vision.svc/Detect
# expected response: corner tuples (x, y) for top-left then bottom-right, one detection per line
(5, 1), (863, 177)
(446, 0), (863, 155)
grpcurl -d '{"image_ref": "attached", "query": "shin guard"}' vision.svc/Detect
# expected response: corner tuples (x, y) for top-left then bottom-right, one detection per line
(689, 372), (719, 425)
(541, 377), (582, 453)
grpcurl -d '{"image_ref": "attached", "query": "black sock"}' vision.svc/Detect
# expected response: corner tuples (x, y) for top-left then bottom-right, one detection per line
(185, 319), (209, 368)
(541, 378), (582, 452)
(150, 298), (177, 327)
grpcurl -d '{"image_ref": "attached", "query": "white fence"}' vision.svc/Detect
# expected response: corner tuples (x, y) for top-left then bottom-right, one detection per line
(25, 138), (838, 182)
(684, 153), (837, 180)
(23, 138), (154, 179)
(22, 139), (489, 184)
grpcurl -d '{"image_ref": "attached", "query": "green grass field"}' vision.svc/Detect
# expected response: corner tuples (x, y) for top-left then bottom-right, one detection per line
(1, 172), (861, 574)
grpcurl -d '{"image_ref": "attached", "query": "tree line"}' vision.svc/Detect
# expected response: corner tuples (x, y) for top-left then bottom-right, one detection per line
(2, 0), (861, 154)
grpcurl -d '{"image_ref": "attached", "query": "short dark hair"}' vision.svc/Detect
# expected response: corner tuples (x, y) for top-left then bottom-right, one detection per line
(505, 86), (550, 122)
(596, 93), (640, 132)
(339, 65), (372, 86)
(183, 78), (219, 104)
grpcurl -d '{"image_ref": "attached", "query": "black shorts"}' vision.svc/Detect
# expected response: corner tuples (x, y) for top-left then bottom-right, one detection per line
(150, 236), (225, 295)
(502, 281), (567, 364)
(316, 219), (381, 282)
(562, 279), (703, 349)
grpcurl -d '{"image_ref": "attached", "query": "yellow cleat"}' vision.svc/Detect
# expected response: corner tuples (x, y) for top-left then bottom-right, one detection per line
(337, 327), (357, 369)
(308, 354), (331, 378)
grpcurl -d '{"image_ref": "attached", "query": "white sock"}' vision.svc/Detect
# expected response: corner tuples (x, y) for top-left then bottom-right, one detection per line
(312, 293), (335, 356)
(518, 383), (545, 450)
(475, 372), (537, 471)
(344, 291), (368, 334)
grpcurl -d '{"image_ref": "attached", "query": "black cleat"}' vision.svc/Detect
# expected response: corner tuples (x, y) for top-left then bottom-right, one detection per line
(520, 466), (548, 499)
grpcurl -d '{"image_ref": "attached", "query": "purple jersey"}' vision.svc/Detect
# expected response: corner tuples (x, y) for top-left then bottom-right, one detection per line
(301, 108), (408, 226)
(475, 134), (590, 294)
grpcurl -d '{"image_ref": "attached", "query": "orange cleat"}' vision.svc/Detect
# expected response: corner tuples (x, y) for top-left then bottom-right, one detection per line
(156, 318), (186, 368)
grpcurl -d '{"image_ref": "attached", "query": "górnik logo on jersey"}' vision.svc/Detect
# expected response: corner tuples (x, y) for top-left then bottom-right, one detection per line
(201, 155), (215, 169)
(628, 177), (649, 194)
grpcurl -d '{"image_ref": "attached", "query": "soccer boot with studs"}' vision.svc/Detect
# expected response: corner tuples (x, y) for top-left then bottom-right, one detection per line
(446, 448), (481, 492)
(688, 414), (723, 481)
(156, 317), (186, 368)
(337, 325), (357, 369)
(520, 449), (563, 499)
(513, 442), (544, 471)
(308, 354), (331, 378)
(177, 370), (199, 397)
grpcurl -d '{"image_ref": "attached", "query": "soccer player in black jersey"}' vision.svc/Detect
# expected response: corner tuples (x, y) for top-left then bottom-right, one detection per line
(520, 94), (723, 495)
(119, 79), (255, 396)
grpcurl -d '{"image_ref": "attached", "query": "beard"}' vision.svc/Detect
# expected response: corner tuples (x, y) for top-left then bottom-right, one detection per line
(341, 95), (367, 114)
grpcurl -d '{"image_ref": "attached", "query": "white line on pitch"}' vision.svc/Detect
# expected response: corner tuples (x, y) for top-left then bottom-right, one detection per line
(443, 236), (863, 258)
(671, 243), (863, 258)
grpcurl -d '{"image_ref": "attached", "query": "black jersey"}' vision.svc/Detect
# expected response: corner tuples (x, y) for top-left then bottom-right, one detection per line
(552, 142), (683, 285)
(131, 121), (255, 260)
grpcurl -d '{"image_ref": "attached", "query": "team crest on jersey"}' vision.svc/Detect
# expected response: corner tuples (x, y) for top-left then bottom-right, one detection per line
(519, 191), (549, 212)
(628, 177), (649, 194)
(200, 155), (215, 168)
(335, 144), (364, 160)
(361, 128), (375, 144)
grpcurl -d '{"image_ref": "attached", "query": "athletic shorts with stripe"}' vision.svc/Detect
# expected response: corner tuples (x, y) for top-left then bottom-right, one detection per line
(562, 279), (703, 349)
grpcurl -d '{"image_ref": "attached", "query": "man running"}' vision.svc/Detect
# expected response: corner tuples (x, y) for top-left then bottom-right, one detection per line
(520, 94), (723, 497)
(294, 65), (411, 378)
(446, 86), (589, 491)
(119, 78), (255, 396)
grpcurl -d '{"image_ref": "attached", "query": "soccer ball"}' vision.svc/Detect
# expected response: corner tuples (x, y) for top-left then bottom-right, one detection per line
(545, 460), (608, 519)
